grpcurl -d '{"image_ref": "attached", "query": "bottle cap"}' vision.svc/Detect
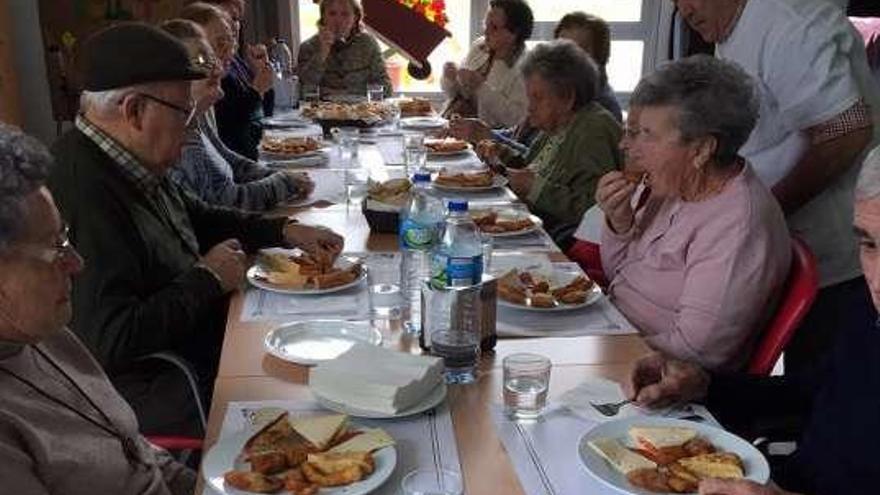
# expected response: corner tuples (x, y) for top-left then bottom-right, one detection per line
(447, 200), (468, 212)
(413, 172), (431, 183)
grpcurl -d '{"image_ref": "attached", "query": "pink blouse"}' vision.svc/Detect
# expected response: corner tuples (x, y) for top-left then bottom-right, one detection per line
(602, 165), (791, 371)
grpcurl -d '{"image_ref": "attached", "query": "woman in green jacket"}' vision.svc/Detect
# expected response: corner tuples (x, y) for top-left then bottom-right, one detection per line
(480, 39), (622, 248)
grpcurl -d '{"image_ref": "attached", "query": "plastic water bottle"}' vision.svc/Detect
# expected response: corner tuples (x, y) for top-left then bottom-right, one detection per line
(431, 200), (483, 288)
(399, 172), (443, 333)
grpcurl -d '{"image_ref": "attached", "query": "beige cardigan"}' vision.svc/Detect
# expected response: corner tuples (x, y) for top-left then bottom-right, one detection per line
(0, 329), (194, 495)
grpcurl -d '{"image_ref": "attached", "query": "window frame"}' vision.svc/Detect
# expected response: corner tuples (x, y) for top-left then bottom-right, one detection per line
(285, 0), (662, 103)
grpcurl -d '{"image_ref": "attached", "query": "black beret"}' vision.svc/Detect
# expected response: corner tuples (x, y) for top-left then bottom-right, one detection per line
(81, 22), (208, 91)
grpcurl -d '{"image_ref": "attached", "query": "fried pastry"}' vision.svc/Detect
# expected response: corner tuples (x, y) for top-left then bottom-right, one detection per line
(434, 170), (494, 188)
(224, 470), (284, 493)
(247, 450), (288, 475)
(530, 292), (556, 308)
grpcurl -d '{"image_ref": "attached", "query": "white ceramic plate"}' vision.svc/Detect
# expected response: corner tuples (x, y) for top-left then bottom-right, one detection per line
(247, 253), (367, 295)
(312, 381), (447, 419)
(472, 210), (543, 238)
(262, 116), (312, 128)
(400, 116), (448, 130)
(202, 431), (397, 495)
(577, 417), (770, 495)
(432, 175), (508, 192)
(497, 267), (602, 312)
(264, 320), (382, 366)
(259, 148), (327, 162)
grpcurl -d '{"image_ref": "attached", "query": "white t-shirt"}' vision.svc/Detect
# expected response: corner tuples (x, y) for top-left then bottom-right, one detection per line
(718, 0), (880, 287)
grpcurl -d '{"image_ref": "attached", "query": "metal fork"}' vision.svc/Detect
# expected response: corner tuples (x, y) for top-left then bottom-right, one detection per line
(589, 399), (632, 417)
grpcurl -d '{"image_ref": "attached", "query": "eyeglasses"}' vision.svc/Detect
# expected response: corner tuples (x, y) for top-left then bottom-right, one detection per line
(18, 224), (80, 266)
(135, 93), (197, 126)
(193, 54), (221, 73)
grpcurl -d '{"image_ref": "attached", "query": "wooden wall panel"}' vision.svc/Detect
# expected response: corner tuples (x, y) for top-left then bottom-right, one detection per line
(0, 1), (23, 126)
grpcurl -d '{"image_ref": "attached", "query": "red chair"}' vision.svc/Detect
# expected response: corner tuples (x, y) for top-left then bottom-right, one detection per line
(147, 436), (203, 451)
(565, 239), (609, 289)
(747, 237), (818, 375)
(566, 237), (818, 376)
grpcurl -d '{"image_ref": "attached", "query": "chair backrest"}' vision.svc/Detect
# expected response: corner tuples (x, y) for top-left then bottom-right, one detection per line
(565, 239), (609, 289)
(747, 237), (819, 375)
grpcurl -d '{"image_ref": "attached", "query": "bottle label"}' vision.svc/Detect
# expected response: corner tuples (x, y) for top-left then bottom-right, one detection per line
(432, 253), (483, 287)
(401, 220), (435, 250)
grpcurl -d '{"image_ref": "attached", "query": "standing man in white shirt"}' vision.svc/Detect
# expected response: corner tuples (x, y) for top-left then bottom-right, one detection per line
(674, 0), (880, 374)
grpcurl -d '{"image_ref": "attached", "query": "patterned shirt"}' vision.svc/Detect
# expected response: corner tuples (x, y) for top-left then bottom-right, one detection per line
(75, 116), (160, 194)
(296, 32), (391, 96)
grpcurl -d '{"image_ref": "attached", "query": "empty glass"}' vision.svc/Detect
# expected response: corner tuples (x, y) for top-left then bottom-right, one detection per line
(404, 132), (427, 173)
(401, 468), (463, 495)
(331, 126), (359, 166)
(503, 353), (551, 420)
(367, 83), (385, 102)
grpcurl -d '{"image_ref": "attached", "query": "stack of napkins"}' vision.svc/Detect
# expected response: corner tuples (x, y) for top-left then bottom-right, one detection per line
(310, 343), (443, 415)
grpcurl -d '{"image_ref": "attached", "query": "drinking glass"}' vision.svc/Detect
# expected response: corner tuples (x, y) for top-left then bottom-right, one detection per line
(503, 353), (551, 420)
(367, 83), (385, 102)
(367, 253), (402, 317)
(331, 126), (359, 166)
(431, 328), (479, 384)
(481, 233), (493, 273)
(404, 132), (427, 173)
(401, 468), (463, 495)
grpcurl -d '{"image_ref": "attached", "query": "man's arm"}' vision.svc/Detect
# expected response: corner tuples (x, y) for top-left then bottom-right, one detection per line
(772, 103), (873, 214)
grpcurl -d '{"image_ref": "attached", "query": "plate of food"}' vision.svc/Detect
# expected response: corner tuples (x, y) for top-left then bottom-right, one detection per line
(264, 320), (382, 366)
(248, 249), (366, 295)
(302, 101), (394, 129)
(432, 170), (507, 192)
(397, 97), (434, 118)
(471, 209), (542, 237)
(424, 137), (472, 156)
(579, 417), (770, 494)
(259, 136), (326, 160)
(497, 267), (602, 311)
(203, 411), (397, 495)
(399, 116), (447, 130)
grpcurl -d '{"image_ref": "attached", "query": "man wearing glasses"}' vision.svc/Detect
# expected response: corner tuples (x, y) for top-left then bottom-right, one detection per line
(48, 23), (343, 436)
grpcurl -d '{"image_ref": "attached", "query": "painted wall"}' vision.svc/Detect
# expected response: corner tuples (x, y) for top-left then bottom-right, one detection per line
(8, 0), (56, 144)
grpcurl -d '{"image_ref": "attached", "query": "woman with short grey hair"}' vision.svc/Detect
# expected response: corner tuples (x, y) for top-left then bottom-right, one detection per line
(478, 39), (622, 247)
(0, 123), (195, 494)
(596, 55), (792, 371)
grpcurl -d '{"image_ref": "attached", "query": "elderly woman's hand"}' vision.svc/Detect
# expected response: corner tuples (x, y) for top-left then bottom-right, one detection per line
(596, 171), (637, 234)
(283, 223), (344, 258)
(699, 479), (801, 495)
(624, 353), (710, 409)
(284, 171), (315, 199)
(507, 168), (535, 197)
(449, 118), (492, 143)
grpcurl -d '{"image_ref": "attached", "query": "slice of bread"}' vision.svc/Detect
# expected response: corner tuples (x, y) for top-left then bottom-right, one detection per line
(629, 426), (697, 450)
(678, 453), (744, 479)
(328, 428), (395, 454)
(589, 438), (656, 474)
(291, 414), (349, 450)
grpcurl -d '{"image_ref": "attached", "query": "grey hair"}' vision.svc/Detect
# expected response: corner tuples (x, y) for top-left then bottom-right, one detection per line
(79, 82), (169, 117)
(518, 39), (599, 110)
(0, 123), (53, 251)
(856, 145), (880, 200)
(629, 54), (759, 167)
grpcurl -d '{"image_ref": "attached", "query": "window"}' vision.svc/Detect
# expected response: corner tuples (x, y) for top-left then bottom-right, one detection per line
(292, 0), (658, 99)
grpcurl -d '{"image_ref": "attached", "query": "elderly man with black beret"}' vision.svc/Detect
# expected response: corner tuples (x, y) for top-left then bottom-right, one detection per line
(48, 23), (343, 436)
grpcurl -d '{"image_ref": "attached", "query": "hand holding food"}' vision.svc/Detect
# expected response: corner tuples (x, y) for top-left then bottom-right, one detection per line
(625, 353), (711, 409)
(200, 238), (247, 292)
(596, 171), (637, 234)
(507, 167), (535, 197)
(284, 171), (315, 199)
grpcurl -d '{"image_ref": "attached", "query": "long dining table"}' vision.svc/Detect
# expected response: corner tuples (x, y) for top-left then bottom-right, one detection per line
(198, 132), (651, 494)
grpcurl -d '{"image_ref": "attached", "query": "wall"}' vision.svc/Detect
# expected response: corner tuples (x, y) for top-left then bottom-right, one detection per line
(8, 0), (56, 144)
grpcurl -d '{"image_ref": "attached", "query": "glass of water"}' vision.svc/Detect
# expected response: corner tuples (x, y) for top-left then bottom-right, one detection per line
(404, 132), (427, 173)
(367, 83), (385, 102)
(431, 328), (479, 384)
(331, 126), (359, 166)
(367, 253), (402, 317)
(503, 353), (551, 420)
(401, 468), (463, 495)
(481, 233), (493, 273)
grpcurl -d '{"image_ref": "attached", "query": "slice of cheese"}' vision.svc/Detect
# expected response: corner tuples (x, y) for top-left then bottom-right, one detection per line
(328, 428), (395, 454)
(290, 414), (349, 450)
(678, 453), (744, 479)
(589, 438), (656, 474)
(628, 426), (697, 449)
